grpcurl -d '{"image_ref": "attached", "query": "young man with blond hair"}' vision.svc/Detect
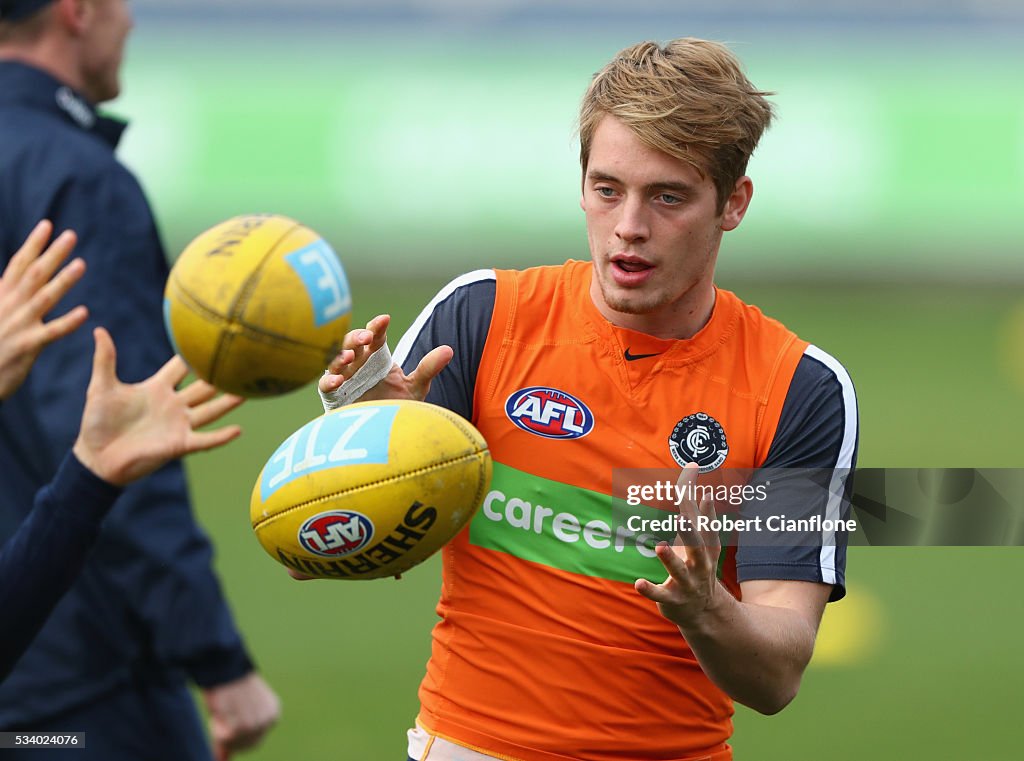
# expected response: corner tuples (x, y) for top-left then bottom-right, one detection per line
(319, 38), (858, 761)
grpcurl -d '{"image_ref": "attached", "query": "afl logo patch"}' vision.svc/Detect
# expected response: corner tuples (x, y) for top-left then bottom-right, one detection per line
(298, 510), (374, 558)
(505, 386), (594, 440)
(669, 412), (729, 472)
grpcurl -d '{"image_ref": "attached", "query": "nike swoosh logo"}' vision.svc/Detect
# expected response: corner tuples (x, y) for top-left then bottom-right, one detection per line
(624, 348), (661, 361)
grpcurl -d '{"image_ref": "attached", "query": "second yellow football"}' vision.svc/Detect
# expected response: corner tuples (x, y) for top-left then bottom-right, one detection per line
(163, 214), (352, 397)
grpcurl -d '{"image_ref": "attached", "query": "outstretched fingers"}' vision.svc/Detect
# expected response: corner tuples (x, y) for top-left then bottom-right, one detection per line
(657, 539), (693, 582)
(178, 378), (219, 407)
(696, 494), (721, 556)
(673, 463), (705, 551)
(155, 354), (191, 388)
(23, 230), (78, 293)
(635, 577), (675, 605)
(319, 349), (356, 392)
(635, 544), (684, 601)
(186, 425), (243, 453)
(363, 314), (390, 352)
(3, 220), (53, 283)
(327, 314), (391, 375)
(33, 304), (89, 347)
(26, 255), (86, 318)
(176, 377), (244, 428)
(320, 314), (394, 394)
(336, 329), (374, 367)
(188, 392), (244, 429)
(88, 327), (119, 390)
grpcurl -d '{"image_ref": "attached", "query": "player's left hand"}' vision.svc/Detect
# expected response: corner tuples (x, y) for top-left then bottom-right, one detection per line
(634, 463), (725, 627)
(0, 220), (88, 400)
(202, 672), (281, 761)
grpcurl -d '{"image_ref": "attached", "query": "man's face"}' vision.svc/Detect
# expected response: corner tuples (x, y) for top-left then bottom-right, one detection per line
(580, 115), (750, 338)
(79, 0), (133, 103)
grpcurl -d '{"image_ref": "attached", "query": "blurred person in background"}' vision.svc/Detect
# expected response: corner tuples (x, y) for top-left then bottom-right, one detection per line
(318, 38), (858, 761)
(0, 1), (280, 759)
(0, 221), (245, 684)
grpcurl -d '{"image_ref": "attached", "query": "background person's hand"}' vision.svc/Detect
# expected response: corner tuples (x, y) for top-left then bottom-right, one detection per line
(0, 220), (88, 399)
(319, 313), (452, 403)
(72, 327), (244, 486)
(202, 672), (282, 761)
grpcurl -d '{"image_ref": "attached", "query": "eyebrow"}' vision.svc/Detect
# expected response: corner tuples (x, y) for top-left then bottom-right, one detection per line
(586, 170), (695, 196)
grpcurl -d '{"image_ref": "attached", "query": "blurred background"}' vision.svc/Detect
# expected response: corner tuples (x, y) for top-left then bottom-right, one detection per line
(115, 1), (1022, 759)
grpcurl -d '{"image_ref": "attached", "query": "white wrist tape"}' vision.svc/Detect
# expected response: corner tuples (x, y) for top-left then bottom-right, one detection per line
(319, 343), (394, 412)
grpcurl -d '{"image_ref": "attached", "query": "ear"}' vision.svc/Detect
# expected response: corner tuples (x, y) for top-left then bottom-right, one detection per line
(53, 0), (90, 35)
(719, 176), (754, 232)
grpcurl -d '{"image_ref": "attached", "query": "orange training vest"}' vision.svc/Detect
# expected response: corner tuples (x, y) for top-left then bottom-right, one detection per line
(417, 260), (807, 761)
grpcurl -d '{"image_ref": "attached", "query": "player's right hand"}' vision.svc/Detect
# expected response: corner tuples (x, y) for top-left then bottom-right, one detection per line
(319, 313), (453, 403)
(72, 327), (244, 486)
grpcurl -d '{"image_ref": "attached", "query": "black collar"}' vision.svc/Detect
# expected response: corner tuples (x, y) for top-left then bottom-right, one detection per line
(0, 60), (127, 147)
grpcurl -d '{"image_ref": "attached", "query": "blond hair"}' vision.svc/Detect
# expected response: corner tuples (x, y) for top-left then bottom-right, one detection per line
(578, 38), (774, 211)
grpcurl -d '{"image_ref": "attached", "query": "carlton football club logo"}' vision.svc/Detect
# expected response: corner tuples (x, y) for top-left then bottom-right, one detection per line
(505, 386), (594, 440)
(669, 412), (729, 472)
(298, 510), (374, 558)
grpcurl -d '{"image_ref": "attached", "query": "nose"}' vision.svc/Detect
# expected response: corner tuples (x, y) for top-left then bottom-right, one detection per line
(613, 196), (650, 244)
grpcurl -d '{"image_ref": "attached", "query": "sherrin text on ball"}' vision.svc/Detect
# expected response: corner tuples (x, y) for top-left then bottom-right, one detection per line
(250, 400), (492, 580)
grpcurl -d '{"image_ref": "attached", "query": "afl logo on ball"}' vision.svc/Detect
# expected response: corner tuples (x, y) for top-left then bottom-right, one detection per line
(298, 510), (374, 558)
(669, 412), (729, 472)
(505, 386), (594, 439)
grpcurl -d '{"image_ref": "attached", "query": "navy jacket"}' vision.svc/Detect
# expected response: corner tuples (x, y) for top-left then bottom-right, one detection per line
(0, 61), (252, 722)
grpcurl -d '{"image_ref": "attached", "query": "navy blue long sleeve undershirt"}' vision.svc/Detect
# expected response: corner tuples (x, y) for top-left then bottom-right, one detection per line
(0, 452), (121, 681)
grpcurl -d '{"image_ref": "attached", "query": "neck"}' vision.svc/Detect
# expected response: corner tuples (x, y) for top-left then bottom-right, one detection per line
(590, 277), (718, 340)
(0, 41), (89, 103)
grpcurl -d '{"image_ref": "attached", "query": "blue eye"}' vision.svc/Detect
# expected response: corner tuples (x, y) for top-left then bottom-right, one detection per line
(659, 193), (682, 205)
(596, 186), (616, 197)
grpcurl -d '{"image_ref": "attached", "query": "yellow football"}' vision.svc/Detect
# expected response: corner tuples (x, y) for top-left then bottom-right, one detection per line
(250, 400), (492, 580)
(163, 214), (352, 397)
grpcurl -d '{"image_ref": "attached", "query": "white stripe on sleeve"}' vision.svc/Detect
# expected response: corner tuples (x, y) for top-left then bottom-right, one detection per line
(393, 269), (496, 367)
(804, 344), (858, 586)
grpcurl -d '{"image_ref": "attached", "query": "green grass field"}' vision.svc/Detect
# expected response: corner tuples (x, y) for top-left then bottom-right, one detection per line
(186, 279), (1024, 760)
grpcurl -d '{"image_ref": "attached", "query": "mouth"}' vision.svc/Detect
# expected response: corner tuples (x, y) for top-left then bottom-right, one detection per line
(607, 254), (656, 287)
(611, 255), (654, 274)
